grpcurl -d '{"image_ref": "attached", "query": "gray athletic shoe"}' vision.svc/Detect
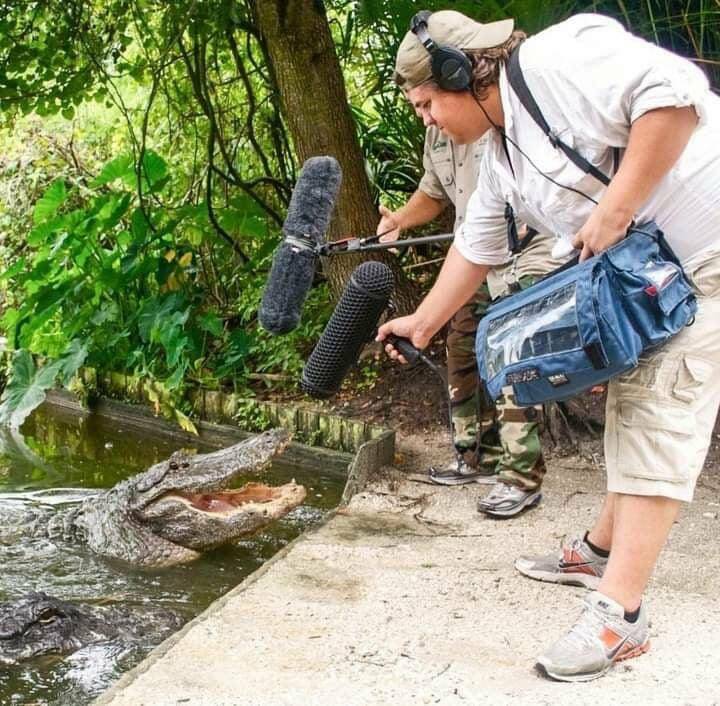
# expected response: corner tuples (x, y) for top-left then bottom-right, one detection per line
(428, 458), (497, 486)
(515, 535), (607, 589)
(477, 481), (541, 517)
(536, 591), (650, 682)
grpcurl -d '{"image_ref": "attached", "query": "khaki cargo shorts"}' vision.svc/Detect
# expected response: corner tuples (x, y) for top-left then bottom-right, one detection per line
(605, 250), (720, 502)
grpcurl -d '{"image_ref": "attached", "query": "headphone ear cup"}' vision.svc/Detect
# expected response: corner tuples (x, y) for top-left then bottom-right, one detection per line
(431, 48), (472, 91)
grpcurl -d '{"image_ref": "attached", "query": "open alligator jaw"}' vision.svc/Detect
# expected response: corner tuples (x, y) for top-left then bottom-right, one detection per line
(159, 481), (306, 516)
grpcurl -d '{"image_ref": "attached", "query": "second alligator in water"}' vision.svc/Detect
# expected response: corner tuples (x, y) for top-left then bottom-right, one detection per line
(0, 592), (184, 665)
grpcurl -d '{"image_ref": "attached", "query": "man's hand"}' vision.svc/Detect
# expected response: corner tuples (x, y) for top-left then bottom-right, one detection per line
(572, 105), (698, 262)
(377, 205), (402, 242)
(376, 314), (433, 364)
(571, 203), (633, 262)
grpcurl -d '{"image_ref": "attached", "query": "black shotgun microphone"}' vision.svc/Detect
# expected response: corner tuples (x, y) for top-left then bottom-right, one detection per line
(301, 261), (394, 398)
(259, 156), (342, 335)
(300, 262), (420, 398)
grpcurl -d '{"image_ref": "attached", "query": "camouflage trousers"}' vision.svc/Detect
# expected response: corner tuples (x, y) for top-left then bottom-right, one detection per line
(446, 280), (545, 491)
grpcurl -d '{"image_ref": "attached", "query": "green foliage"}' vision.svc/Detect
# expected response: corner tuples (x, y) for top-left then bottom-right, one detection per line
(1, 0), (719, 433)
(0, 0), (133, 121)
(0, 341), (87, 428)
(353, 357), (382, 392)
(0, 148), (321, 427)
(233, 400), (273, 433)
(91, 151), (169, 193)
(32, 180), (68, 224)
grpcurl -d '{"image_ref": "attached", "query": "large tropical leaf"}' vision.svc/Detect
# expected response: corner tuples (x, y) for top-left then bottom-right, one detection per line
(32, 180), (67, 225)
(0, 351), (64, 429)
(56, 339), (89, 385)
(0, 341), (89, 429)
(90, 154), (134, 188)
(137, 294), (187, 342)
(140, 150), (169, 192)
(90, 151), (169, 192)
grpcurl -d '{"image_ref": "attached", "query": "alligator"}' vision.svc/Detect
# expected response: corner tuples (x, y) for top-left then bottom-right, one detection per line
(2, 428), (306, 566)
(0, 592), (184, 665)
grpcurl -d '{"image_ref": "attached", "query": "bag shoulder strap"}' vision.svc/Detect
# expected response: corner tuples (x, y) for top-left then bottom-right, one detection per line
(506, 47), (612, 187)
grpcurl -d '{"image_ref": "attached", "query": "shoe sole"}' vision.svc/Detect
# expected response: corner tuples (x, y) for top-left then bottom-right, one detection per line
(479, 492), (542, 518)
(514, 560), (602, 590)
(536, 639), (650, 682)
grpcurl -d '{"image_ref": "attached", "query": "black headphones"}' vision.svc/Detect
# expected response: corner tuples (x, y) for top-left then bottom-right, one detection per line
(410, 11), (473, 92)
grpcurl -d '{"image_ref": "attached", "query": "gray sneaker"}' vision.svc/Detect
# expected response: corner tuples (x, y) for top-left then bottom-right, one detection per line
(477, 481), (541, 517)
(536, 591), (650, 682)
(428, 458), (497, 486)
(515, 535), (607, 590)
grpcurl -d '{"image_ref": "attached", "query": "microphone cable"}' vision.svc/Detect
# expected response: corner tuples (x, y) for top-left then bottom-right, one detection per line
(385, 323), (468, 473)
(475, 96), (600, 206)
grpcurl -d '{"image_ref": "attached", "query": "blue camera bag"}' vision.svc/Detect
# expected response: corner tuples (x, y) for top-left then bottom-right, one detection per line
(476, 223), (697, 406)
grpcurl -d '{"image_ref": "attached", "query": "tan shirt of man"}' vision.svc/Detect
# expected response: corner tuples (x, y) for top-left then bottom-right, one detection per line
(377, 126), (485, 240)
(379, 127), (553, 299)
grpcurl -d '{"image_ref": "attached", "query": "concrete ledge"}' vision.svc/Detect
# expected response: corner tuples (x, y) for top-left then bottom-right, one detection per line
(92, 455), (720, 705)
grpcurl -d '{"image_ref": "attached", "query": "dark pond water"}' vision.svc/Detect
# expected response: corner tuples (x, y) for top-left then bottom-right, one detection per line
(0, 403), (346, 705)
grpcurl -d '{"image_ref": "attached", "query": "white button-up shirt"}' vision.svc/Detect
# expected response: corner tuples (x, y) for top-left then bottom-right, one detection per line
(455, 13), (720, 267)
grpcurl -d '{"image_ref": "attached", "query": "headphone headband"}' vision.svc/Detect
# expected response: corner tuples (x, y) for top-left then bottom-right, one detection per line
(410, 11), (436, 52)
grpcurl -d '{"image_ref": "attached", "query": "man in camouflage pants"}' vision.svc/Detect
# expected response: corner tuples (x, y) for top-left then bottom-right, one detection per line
(377, 125), (553, 517)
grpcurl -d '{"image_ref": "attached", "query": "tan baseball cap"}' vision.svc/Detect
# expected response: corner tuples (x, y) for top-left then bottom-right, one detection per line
(395, 10), (514, 90)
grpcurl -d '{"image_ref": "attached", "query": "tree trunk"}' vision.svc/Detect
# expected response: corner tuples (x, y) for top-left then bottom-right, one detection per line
(251, 0), (418, 313)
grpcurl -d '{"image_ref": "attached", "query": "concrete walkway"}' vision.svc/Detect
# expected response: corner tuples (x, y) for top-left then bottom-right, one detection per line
(97, 448), (720, 706)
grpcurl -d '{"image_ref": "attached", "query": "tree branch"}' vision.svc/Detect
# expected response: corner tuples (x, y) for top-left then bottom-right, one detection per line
(177, 34), (284, 226)
(206, 122), (249, 262)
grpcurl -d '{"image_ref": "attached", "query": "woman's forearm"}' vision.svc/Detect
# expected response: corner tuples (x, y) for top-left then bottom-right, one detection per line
(376, 245), (490, 353)
(394, 190), (448, 230)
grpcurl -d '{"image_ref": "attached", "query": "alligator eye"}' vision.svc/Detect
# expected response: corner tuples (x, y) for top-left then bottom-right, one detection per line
(37, 610), (57, 624)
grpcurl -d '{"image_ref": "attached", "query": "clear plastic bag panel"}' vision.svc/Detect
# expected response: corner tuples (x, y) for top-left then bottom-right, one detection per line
(485, 284), (582, 379)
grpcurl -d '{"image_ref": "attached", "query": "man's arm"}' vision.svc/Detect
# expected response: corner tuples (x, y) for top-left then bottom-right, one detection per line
(376, 245), (489, 360)
(572, 105), (698, 260)
(377, 190), (447, 242)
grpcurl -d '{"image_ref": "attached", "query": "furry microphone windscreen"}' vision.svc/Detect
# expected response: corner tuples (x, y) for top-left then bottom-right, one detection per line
(301, 261), (394, 398)
(258, 242), (318, 335)
(283, 156), (342, 243)
(259, 156), (343, 335)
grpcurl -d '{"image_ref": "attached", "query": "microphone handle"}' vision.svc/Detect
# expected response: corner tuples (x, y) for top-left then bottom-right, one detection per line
(385, 335), (422, 364)
(384, 334), (446, 386)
